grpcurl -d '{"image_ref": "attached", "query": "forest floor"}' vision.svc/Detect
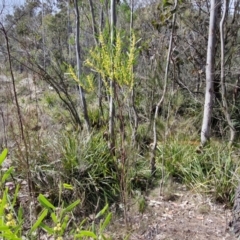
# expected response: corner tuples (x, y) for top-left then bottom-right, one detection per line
(0, 74), (237, 239)
(109, 183), (236, 240)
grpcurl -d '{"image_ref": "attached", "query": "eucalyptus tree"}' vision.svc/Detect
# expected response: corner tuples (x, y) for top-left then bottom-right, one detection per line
(73, 0), (90, 132)
(109, 0), (117, 153)
(201, 0), (219, 146)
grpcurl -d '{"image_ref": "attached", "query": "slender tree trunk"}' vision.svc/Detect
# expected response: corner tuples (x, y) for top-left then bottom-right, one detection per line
(88, 0), (98, 45)
(150, 0), (178, 175)
(67, 0), (72, 65)
(201, 0), (218, 146)
(41, 0), (46, 70)
(220, 0), (235, 145)
(74, 0), (91, 132)
(88, 0), (104, 120)
(109, 0), (116, 153)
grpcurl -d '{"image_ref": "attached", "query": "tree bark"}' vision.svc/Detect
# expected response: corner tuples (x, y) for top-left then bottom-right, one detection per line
(74, 0), (91, 132)
(201, 0), (218, 146)
(88, 0), (98, 46)
(109, 0), (116, 154)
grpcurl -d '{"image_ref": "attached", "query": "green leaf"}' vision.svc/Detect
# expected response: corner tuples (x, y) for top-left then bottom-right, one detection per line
(75, 231), (97, 238)
(38, 194), (56, 210)
(17, 206), (23, 223)
(39, 223), (54, 235)
(0, 149), (8, 166)
(95, 204), (109, 218)
(2, 167), (14, 183)
(0, 231), (21, 240)
(12, 224), (22, 236)
(92, 221), (96, 234)
(63, 183), (74, 190)
(50, 212), (58, 223)
(60, 215), (69, 235)
(0, 226), (10, 230)
(78, 218), (87, 228)
(13, 184), (20, 207)
(100, 212), (112, 232)
(30, 209), (48, 234)
(62, 199), (80, 214)
(0, 188), (8, 217)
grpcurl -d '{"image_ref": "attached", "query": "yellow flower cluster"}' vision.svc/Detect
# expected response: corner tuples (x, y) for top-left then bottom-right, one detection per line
(53, 222), (63, 240)
(66, 65), (94, 93)
(85, 30), (137, 95)
(6, 213), (16, 227)
(53, 222), (62, 232)
(0, 198), (16, 228)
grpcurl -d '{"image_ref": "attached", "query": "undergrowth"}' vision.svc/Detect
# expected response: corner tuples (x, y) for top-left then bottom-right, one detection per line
(156, 138), (240, 206)
(0, 148), (115, 240)
(59, 131), (120, 213)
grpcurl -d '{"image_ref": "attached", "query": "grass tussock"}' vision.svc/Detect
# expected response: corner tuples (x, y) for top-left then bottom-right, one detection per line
(156, 138), (240, 206)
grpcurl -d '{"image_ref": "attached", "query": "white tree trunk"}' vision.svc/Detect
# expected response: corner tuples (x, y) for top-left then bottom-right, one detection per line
(41, 0), (46, 70)
(201, 0), (218, 146)
(74, 0), (91, 132)
(108, 0), (116, 153)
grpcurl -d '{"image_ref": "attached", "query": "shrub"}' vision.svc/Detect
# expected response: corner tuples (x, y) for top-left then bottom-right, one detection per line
(0, 148), (113, 239)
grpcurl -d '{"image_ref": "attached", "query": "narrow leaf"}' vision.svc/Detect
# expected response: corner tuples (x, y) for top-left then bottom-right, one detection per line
(0, 149), (8, 166)
(39, 223), (54, 235)
(63, 183), (74, 190)
(2, 167), (14, 183)
(38, 194), (55, 210)
(95, 204), (109, 218)
(17, 206), (23, 223)
(50, 212), (58, 224)
(100, 212), (112, 232)
(63, 199), (80, 213)
(30, 209), (48, 234)
(60, 215), (69, 235)
(13, 184), (20, 207)
(75, 231), (97, 238)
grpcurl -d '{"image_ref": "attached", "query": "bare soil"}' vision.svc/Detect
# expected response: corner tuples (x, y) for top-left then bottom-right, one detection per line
(110, 184), (235, 240)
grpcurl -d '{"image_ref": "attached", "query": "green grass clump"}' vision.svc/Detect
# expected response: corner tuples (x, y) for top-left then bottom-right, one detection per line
(156, 139), (240, 205)
(59, 131), (120, 212)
